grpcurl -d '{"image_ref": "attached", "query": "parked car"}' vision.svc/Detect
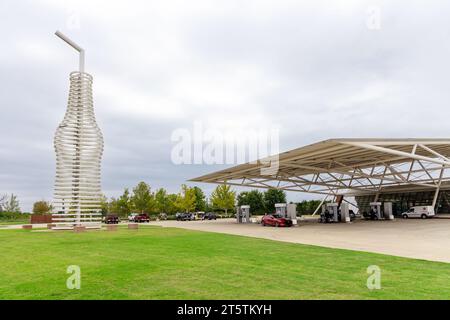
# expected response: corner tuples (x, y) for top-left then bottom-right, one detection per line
(261, 214), (292, 227)
(131, 213), (150, 223)
(158, 212), (168, 220)
(104, 214), (120, 224)
(128, 213), (138, 222)
(176, 212), (194, 221)
(195, 211), (205, 220)
(202, 212), (217, 220)
(402, 206), (435, 219)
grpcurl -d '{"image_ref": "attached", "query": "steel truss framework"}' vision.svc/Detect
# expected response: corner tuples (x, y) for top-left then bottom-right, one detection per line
(191, 139), (450, 207)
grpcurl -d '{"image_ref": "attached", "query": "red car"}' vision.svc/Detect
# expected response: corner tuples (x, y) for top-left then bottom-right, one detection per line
(261, 214), (292, 227)
(132, 213), (150, 223)
(104, 214), (120, 224)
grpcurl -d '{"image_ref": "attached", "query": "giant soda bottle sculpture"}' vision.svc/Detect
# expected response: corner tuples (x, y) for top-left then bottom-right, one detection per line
(52, 31), (104, 230)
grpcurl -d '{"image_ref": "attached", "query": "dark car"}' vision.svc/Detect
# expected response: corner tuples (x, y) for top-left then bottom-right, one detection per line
(132, 213), (150, 223)
(202, 212), (217, 220)
(261, 214), (292, 227)
(176, 212), (194, 221)
(104, 214), (120, 224)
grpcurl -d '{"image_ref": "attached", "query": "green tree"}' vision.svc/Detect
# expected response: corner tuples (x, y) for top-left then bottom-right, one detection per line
(166, 193), (179, 214)
(263, 189), (287, 212)
(131, 181), (153, 214)
(296, 199), (324, 215)
(237, 190), (265, 214)
(193, 186), (206, 211)
(32, 200), (53, 214)
(154, 190), (181, 215)
(175, 184), (196, 213)
(204, 198), (214, 212)
(154, 188), (170, 213)
(0, 194), (7, 212)
(99, 194), (109, 216)
(110, 188), (133, 216)
(2, 194), (20, 213)
(210, 185), (236, 215)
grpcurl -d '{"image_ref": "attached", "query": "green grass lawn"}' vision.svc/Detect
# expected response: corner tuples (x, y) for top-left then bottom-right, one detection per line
(0, 226), (449, 300)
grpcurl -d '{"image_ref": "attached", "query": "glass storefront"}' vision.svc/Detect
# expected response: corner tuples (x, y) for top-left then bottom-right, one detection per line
(355, 190), (450, 216)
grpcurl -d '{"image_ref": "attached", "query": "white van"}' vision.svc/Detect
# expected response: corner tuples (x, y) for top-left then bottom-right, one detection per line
(401, 206), (435, 219)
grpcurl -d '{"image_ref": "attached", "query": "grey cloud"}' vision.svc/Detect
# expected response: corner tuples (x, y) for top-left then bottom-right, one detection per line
(2, 0), (450, 210)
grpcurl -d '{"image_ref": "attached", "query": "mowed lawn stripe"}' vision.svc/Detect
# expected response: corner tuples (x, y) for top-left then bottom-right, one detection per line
(0, 226), (449, 299)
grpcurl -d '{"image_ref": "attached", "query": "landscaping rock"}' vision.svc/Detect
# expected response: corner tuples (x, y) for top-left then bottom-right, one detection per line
(74, 226), (86, 233)
(106, 224), (118, 231)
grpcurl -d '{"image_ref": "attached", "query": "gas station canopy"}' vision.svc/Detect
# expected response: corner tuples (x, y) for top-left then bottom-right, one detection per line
(190, 139), (450, 197)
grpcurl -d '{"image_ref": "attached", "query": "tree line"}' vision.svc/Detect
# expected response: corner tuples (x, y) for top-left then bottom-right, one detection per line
(104, 184), (322, 216)
(1, 186), (325, 217)
(103, 182), (237, 217)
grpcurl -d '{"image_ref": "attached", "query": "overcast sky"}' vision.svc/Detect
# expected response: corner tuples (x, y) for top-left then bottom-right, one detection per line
(1, 0), (450, 211)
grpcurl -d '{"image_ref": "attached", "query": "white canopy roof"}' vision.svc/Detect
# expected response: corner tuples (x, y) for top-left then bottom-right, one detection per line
(191, 139), (450, 196)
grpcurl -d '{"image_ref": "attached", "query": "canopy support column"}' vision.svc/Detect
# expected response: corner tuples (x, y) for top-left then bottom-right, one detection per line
(432, 166), (445, 209)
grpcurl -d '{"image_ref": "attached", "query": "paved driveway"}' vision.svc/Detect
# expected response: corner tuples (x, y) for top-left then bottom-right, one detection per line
(152, 218), (450, 263)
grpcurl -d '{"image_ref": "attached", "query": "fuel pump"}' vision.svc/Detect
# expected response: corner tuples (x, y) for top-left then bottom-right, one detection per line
(287, 203), (297, 225)
(368, 202), (382, 220)
(240, 205), (250, 223)
(340, 202), (351, 223)
(320, 203), (339, 223)
(275, 203), (287, 217)
(327, 203), (339, 222)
